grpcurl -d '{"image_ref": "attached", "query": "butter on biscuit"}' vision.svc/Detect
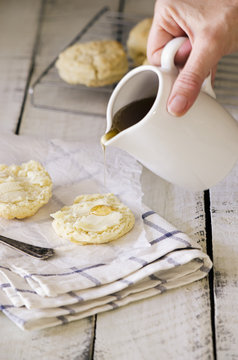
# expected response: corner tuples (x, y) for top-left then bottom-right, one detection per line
(0, 160), (52, 219)
(51, 193), (135, 245)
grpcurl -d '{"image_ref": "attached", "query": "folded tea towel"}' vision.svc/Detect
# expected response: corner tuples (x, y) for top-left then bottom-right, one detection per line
(0, 134), (212, 330)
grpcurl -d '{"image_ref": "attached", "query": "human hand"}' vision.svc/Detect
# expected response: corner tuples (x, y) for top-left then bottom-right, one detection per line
(147, 0), (238, 116)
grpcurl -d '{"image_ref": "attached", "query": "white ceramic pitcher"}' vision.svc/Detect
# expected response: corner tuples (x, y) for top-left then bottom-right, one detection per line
(103, 37), (238, 191)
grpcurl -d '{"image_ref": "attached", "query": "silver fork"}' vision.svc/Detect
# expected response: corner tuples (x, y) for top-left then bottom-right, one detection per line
(0, 234), (54, 260)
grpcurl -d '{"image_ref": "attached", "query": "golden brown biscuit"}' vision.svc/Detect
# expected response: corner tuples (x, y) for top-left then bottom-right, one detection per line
(127, 18), (153, 66)
(51, 193), (135, 245)
(0, 160), (52, 219)
(56, 40), (128, 87)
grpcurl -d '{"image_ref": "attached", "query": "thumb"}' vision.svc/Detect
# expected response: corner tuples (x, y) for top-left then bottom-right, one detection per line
(167, 40), (219, 116)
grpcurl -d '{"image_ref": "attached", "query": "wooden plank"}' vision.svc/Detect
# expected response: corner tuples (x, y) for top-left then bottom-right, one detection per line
(0, 0), (42, 133)
(0, 312), (95, 360)
(94, 284), (212, 360)
(210, 119), (238, 357)
(92, 1), (213, 358)
(209, 54), (238, 359)
(94, 171), (213, 359)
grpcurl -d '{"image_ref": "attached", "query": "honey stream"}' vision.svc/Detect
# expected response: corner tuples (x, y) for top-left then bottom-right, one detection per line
(101, 129), (119, 186)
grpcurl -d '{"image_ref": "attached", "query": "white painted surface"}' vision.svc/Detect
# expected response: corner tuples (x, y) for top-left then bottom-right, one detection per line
(0, 0), (42, 133)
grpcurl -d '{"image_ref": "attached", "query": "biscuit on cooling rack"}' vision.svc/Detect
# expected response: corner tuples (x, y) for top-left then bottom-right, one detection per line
(51, 193), (135, 245)
(127, 18), (153, 66)
(0, 160), (52, 219)
(56, 40), (128, 87)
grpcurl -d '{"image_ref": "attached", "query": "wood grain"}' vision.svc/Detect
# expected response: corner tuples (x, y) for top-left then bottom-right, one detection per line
(210, 125), (238, 359)
(0, 312), (95, 360)
(0, 0), (42, 133)
(208, 55), (238, 360)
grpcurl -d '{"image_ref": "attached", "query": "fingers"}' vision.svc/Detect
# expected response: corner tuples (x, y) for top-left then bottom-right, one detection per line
(167, 41), (220, 116)
(147, 7), (186, 65)
(147, 3), (221, 117)
(148, 26), (192, 69)
(147, 24), (174, 65)
(174, 39), (192, 66)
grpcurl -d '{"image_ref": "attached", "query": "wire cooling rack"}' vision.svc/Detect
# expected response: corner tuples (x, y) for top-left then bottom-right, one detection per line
(29, 6), (238, 119)
(214, 53), (238, 120)
(29, 7), (146, 117)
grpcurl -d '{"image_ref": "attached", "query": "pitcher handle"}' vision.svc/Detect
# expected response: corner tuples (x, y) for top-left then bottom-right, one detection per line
(161, 36), (216, 98)
(161, 37), (187, 72)
(201, 72), (216, 98)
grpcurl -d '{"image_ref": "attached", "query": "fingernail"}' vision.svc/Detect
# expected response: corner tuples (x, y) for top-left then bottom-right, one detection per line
(168, 94), (188, 116)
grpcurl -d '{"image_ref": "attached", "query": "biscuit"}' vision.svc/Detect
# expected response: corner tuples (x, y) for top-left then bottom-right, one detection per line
(0, 160), (52, 219)
(51, 193), (135, 245)
(56, 40), (128, 87)
(127, 18), (153, 66)
(143, 58), (150, 65)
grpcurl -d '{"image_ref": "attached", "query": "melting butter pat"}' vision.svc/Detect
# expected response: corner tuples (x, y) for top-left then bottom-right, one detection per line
(0, 182), (26, 203)
(90, 204), (113, 216)
(76, 211), (122, 232)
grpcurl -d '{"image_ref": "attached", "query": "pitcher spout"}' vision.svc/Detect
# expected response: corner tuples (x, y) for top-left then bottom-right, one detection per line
(101, 65), (164, 150)
(100, 128), (119, 147)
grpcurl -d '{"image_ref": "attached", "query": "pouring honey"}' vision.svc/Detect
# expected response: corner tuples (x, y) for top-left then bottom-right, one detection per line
(101, 97), (156, 186)
(100, 37), (238, 191)
(101, 96), (156, 146)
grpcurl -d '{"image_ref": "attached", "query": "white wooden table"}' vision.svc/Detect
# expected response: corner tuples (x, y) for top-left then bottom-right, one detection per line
(0, 1), (238, 359)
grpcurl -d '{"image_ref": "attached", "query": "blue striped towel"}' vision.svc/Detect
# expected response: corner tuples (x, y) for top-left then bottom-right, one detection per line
(0, 134), (212, 330)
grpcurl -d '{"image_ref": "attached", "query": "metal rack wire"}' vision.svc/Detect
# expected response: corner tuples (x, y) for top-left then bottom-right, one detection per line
(29, 6), (238, 119)
(214, 53), (238, 119)
(29, 7), (146, 117)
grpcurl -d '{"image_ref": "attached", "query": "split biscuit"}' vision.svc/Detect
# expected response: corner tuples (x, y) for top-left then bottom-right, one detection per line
(0, 160), (52, 219)
(56, 40), (128, 87)
(51, 193), (135, 245)
(127, 18), (153, 66)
